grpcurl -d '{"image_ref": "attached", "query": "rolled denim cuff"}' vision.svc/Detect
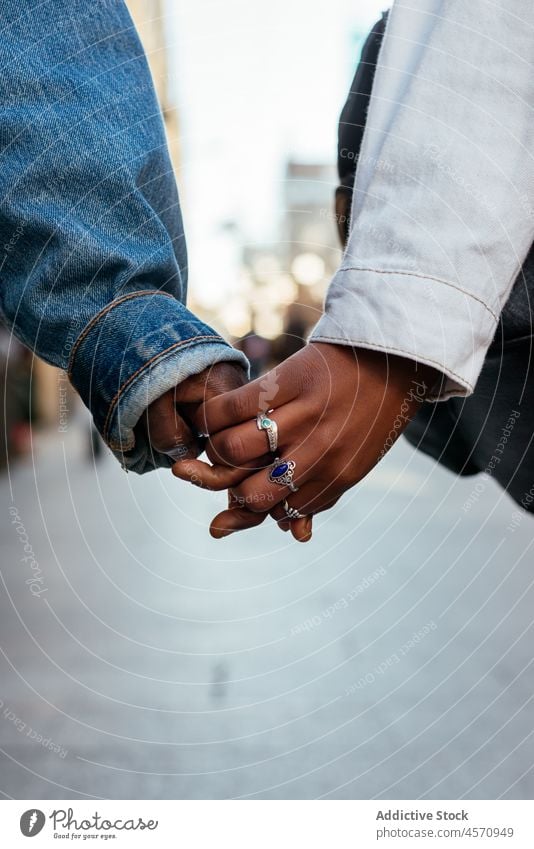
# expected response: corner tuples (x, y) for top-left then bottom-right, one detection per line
(68, 291), (248, 473)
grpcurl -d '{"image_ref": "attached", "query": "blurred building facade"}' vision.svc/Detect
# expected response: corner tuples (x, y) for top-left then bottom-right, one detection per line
(227, 160), (340, 363)
(126, 0), (181, 174)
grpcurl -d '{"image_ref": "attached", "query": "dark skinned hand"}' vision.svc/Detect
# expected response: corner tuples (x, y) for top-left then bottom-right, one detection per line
(172, 343), (436, 542)
(136, 361), (247, 464)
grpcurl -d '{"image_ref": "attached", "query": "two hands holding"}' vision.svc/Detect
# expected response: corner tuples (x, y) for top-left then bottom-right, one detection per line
(140, 343), (435, 542)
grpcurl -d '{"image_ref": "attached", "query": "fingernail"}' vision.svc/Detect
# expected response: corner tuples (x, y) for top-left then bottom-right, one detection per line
(211, 528), (233, 539)
(305, 517), (313, 533)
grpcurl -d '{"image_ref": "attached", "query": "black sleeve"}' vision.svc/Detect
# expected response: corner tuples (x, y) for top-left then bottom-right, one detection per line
(338, 12), (388, 188)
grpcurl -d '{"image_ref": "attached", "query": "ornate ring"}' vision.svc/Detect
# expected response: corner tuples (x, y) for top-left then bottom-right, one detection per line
(269, 457), (299, 493)
(256, 411), (278, 453)
(282, 499), (307, 520)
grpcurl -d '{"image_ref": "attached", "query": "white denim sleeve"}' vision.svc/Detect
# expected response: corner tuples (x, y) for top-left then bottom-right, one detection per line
(311, 0), (534, 399)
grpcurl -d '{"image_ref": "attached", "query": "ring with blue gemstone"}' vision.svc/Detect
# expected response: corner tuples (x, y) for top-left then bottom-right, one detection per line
(256, 411), (278, 453)
(269, 457), (299, 492)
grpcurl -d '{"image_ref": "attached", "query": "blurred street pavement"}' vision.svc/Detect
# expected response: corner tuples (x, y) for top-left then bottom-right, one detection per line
(1, 425), (533, 800)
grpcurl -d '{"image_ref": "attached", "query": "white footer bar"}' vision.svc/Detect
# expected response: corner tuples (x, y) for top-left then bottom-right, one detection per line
(2, 799), (533, 847)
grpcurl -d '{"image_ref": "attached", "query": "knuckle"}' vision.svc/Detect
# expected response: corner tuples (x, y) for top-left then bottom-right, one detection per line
(147, 417), (185, 455)
(226, 389), (250, 423)
(150, 433), (173, 454)
(206, 362), (246, 394)
(219, 432), (245, 465)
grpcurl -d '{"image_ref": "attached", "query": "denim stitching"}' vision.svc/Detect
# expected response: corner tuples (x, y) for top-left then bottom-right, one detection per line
(67, 290), (175, 377)
(104, 335), (228, 447)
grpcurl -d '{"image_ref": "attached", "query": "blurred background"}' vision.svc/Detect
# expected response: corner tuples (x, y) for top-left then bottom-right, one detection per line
(1, 0), (533, 800)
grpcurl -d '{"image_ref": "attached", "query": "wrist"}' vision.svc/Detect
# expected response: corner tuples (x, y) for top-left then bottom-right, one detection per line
(310, 341), (435, 397)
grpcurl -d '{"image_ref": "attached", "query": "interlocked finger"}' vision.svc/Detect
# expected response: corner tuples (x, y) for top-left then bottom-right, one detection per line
(206, 406), (295, 468)
(172, 455), (271, 491)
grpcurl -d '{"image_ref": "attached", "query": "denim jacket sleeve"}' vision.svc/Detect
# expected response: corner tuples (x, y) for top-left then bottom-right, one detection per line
(0, 0), (248, 473)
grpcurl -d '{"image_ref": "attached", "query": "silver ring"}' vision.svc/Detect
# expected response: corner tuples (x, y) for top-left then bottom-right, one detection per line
(282, 499), (307, 520)
(269, 457), (299, 492)
(166, 444), (190, 460)
(256, 411), (278, 453)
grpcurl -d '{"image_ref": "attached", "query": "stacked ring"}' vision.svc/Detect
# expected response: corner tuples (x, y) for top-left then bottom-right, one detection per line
(269, 457), (299, 493)
(256, 411), (278, 453)
(282, 499), (307, 520)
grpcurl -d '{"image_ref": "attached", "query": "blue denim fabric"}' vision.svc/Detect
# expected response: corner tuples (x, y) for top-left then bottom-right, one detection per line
(0, 0), (247, 473)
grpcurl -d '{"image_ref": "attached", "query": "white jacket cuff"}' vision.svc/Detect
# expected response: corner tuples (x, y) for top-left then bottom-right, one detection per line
(310, 266), (498, 401)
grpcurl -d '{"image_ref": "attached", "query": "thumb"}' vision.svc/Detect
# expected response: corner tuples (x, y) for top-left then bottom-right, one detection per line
(175, 362), (247, 432)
